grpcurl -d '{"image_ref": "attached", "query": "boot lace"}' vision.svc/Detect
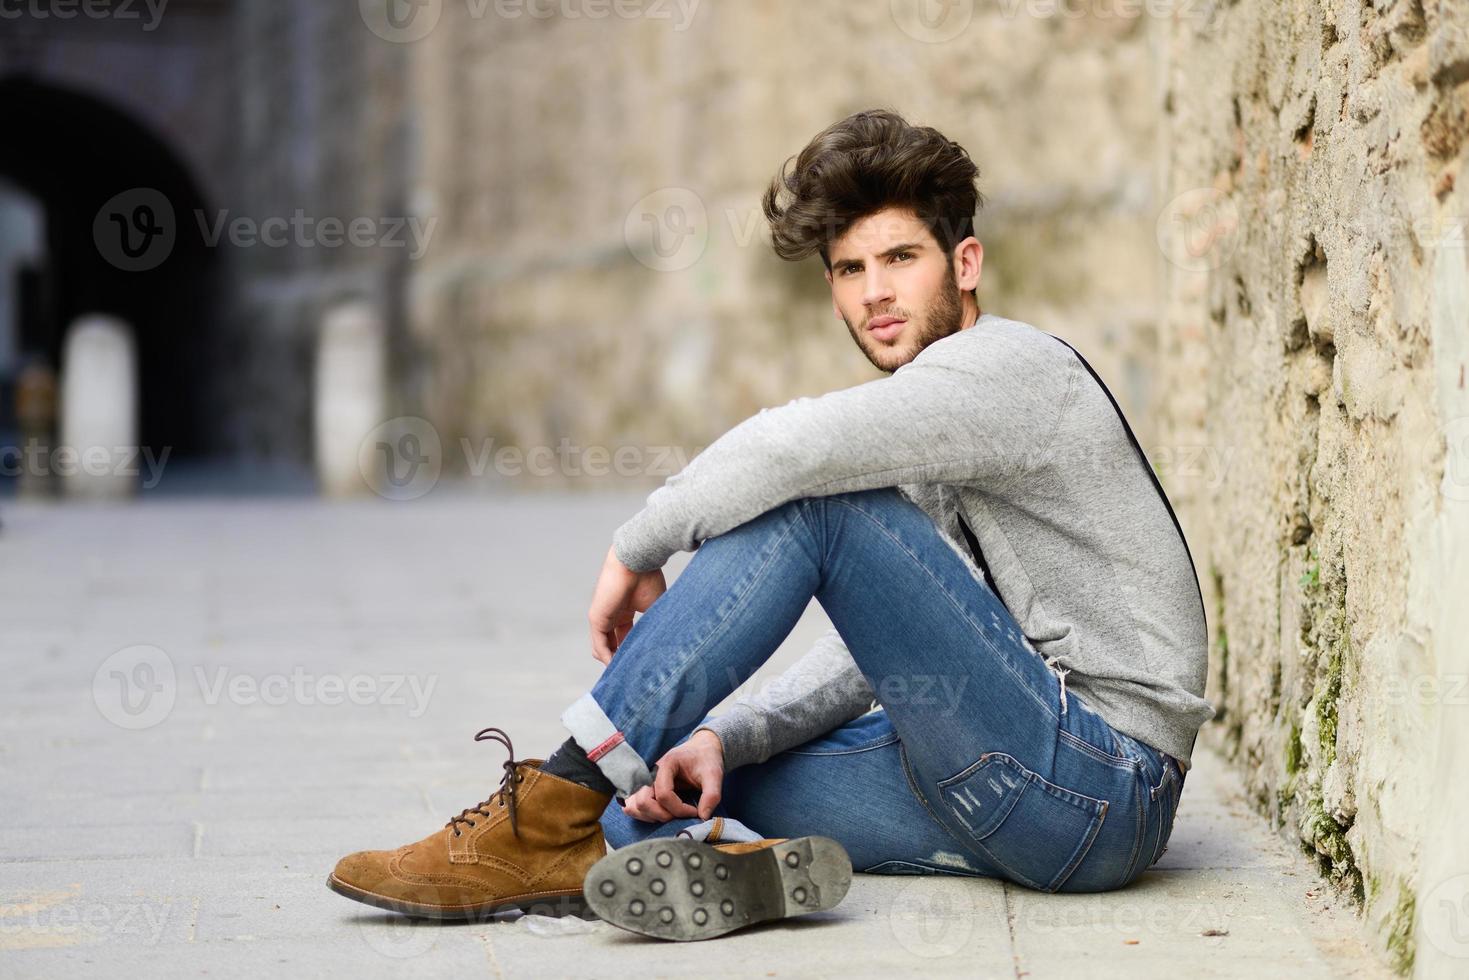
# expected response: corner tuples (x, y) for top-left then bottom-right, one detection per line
(445, 727), (525, 839)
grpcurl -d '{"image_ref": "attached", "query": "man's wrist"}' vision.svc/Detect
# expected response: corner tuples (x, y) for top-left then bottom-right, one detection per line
(696, 706), (767, 772)
(606, 542), (634, 573)
(691, 726), (725, 759)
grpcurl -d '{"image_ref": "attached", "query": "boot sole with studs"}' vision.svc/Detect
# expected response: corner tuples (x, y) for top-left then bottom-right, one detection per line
(583, 835), (852, 941)
(326, 873), (594, 921)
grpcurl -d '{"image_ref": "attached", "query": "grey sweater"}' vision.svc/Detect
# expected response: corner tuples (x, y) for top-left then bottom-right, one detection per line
(612, 312), (1214, 771)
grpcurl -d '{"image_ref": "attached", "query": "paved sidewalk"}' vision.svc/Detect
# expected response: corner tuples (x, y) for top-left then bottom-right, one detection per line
(0, 494), (1392, 978)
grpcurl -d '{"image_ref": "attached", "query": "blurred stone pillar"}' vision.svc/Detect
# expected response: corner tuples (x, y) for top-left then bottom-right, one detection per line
(59, 314), (138, 500)
(314, 301), (385, 496)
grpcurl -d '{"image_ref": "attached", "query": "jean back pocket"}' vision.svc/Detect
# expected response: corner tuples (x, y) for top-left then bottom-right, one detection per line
(939, 751), (1107, 893)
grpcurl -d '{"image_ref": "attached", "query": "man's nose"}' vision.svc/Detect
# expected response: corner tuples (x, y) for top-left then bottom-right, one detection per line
(862, 269), (895, 308)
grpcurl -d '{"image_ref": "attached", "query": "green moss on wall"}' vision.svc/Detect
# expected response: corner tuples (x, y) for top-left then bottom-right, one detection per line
(1384, 887), (1416, 975)
(1298, 547), (1321, 591)
(1285, 721), (1304, 775)
(1303, 796), (1363, 901)
(1316, 638), (1345, 768)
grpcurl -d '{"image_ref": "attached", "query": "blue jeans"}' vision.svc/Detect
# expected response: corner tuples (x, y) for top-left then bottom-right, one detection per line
(566, 488), (1184, 893)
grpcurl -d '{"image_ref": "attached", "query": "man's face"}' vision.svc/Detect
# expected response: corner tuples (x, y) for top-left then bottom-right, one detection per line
(824, 207), (982, 373)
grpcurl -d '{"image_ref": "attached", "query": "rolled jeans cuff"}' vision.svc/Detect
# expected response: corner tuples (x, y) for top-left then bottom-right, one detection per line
(560, 692), (654, 796)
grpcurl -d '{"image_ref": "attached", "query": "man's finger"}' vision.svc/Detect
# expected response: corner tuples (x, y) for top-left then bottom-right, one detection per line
(590, 627), (614, 665)
(621, 787), (650, 819)
(624, 792), (673, 823)
(697, 776), (722, 820)
(653, 759), (699, 818)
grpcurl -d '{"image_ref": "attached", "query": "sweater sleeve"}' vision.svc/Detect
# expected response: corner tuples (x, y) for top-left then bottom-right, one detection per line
(610, 330), (1055, 572)
(695, 627), (874, 771)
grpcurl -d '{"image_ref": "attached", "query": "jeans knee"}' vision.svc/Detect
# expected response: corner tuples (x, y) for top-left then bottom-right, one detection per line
(812, 488), (931, 537)
(824, 487), (904, 507)
(707, 490), (910, 553)
(792, 487), (910, 523)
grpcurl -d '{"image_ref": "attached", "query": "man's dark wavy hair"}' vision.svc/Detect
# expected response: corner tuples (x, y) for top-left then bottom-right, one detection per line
(762, 108), (984, 284)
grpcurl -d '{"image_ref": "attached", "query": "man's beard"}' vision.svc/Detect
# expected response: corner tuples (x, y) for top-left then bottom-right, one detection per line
(843, 265), (968, 373)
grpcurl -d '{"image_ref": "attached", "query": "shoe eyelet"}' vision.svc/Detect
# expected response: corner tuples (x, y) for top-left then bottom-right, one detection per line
(453, 830), (461, 837)
(466, 820), (475, 827)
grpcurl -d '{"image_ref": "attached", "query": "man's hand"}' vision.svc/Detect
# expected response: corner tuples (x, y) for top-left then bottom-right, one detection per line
(588, 544), (667, 665)
(622, 729), (725, 822)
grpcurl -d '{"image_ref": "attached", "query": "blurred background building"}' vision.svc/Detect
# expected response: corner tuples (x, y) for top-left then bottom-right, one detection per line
(1, 1), (1466, 974)
(0, 1), (1168, 483)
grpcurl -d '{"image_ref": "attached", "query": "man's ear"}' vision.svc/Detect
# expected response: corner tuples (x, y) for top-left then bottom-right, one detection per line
(953, 236), (984, 292)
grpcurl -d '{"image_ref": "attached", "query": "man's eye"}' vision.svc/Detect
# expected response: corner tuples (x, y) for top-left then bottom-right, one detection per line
(841, 265), (860, 276)
(893, 251), (913, 262)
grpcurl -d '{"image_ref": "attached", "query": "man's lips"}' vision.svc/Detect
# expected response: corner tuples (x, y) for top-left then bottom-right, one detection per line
(867, 315), (907, 341)
(867, 315), (906, 330)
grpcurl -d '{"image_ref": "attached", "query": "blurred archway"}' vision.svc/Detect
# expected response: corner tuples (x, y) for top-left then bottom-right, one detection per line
(0, 75), (219, 463)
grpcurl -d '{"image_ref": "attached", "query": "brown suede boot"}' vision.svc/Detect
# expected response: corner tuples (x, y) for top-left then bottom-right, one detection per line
(583, 835), (852, 941)
(327, 727), (610, 921)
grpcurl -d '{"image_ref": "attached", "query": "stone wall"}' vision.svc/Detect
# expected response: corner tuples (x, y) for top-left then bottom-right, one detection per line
(1153, 1), (1469, 975)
